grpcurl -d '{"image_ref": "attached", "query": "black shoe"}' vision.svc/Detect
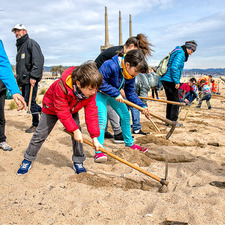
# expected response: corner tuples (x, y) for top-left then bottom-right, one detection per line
(104, 131), (114, 139)
(113, 132), (124, 143)
(209, 181), (225, 189)
(132, 129), (148, 135)
(25, 125), (37, 133)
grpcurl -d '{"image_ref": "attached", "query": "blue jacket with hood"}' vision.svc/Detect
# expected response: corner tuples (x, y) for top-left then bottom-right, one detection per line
(160, 46), (185, 84)
(98, 55), (146, 108)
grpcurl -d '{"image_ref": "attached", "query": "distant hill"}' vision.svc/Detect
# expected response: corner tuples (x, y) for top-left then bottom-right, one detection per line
(44, 66), (225, 76)
(183, 68), (225, 76)
(43, 66), (52, 72)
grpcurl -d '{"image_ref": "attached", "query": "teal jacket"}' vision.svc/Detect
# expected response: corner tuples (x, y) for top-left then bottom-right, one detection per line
(160, 46), (185, 84)
(0, 40), (21, 95)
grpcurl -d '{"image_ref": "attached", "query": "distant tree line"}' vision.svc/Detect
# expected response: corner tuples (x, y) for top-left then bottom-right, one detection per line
(50, 65), (67, 76)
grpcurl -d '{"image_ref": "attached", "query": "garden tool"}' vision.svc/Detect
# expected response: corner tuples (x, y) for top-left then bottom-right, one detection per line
(64, 129), (169, 192)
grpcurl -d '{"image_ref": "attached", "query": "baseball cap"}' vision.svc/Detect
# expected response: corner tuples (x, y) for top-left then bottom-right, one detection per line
(11, 24), (26, 32)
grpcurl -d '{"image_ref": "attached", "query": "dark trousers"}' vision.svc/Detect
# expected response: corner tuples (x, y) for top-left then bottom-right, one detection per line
(151, 87), (158, 98)
(24, 112), (85, 164)
(0, 90), (6, 142)
(162, 81), (180, 121)
(22, 83), (42, 127)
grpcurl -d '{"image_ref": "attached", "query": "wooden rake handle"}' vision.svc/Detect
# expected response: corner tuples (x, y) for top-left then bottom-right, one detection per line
(27, 85), (34, 113)
(64, 130), (168, 186)
(123, 99), (175, 127)
(123, 99), (176, 139)
(139, 96), (186, 106)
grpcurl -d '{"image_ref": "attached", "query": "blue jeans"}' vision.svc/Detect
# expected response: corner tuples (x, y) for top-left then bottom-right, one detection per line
(197, 94), (211, 108)
(128, 106), (141, 132)
(96, 92), (134, 150)
(24, 112), (85, 163)
(22, 83), (42, 127)
(180, 92), (196, 104)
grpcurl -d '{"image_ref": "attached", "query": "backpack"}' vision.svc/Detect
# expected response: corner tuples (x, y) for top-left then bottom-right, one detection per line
(156, 49), (181, 76)
(146, 72), (159, 88)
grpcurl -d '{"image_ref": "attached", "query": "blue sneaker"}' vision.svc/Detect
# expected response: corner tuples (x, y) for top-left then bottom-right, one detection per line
(73, 163), (86, 174)
(17, 160), (32, 175)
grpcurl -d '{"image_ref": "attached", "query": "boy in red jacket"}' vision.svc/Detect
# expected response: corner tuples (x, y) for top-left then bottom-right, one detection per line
(17, 61), (103, 175)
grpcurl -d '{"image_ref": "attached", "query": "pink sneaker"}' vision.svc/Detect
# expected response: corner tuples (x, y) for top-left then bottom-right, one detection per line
(130, 144), (148, 153)
(94, 153), (107, 163)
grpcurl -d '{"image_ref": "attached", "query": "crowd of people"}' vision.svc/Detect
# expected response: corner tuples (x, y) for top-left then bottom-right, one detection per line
(0, 23), (219, 175)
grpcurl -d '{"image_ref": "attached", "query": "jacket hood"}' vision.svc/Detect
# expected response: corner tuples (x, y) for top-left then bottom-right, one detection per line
(111, 55), (120, 69)
(61, 66), (76, 90)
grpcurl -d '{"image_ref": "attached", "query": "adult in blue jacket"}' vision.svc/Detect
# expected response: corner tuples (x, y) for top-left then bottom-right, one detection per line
(0, 40), (26, 151)
(161, 40), (197, 126)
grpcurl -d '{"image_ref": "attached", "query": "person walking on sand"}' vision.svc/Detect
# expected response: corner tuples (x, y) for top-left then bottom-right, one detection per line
(0, 40), (27, 151)
(149, 67), (159, 99)
(210, 77), (218, 94)
(17, 62), (103, 175)
(196, 79), (212, 109)
(95, 33), (153, 143)
(94, 49), (151, 163)
(12, 24), (44, 133)
(160, 40), (197, 127)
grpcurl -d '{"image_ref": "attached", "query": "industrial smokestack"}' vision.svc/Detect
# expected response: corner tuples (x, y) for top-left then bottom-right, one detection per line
(129, 14), (132, 37)
(105, 6), (109, 46)
(101, 6), (113, 52)
(119, 10), (123, 45)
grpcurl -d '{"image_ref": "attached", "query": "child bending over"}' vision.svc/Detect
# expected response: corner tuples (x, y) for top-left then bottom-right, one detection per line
(196, 79), (212, 109)
(94, 49), (151, 163)
(17, 61), (103, 175)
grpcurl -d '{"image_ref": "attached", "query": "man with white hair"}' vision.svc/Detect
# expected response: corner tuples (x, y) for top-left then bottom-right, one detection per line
(12, 24), (44, 133)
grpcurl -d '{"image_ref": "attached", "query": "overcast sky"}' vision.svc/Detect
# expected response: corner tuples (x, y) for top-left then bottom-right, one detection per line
(1, 0), (225, 69)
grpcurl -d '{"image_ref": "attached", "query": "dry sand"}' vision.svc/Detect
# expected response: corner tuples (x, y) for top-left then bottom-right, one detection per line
(0, 78), (225, 225)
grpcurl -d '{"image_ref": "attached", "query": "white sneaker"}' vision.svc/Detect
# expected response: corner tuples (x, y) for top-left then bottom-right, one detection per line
(0, 141), (13, 151)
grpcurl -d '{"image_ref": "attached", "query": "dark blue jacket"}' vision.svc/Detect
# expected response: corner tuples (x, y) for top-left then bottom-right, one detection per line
(98, 55), (146, 108)
(16, 34), (44, 86)
(160, 46), (185, 84)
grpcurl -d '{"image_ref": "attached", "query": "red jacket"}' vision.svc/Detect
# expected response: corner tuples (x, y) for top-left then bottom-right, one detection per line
(42, 67), (100, 138)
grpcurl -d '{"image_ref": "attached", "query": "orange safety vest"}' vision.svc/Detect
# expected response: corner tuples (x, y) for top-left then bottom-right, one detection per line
(198, 75), (210, 85)
(211, 81), (217, 93)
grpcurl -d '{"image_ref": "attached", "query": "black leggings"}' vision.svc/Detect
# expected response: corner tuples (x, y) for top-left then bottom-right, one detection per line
(151, 88), (158, 98)
(162, 81), (180, 121)
(0, 90), (6, 142)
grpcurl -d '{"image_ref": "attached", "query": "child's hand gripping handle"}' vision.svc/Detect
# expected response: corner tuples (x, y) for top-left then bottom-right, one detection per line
(122, 99), (176, 139)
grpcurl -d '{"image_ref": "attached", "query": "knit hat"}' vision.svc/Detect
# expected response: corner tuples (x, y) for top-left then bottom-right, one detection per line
(185, 41), (197, 52)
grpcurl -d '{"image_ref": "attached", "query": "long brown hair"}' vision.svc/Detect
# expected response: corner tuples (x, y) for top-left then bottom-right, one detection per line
(124, 49), (148, 74)
(118, 33), (153, 57)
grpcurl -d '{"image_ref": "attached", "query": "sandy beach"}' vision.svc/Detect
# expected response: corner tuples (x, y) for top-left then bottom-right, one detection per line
(0, 78), (224, 225)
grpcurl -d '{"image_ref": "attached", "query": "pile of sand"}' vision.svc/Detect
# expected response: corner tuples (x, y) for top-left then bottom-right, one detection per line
(0, 78), (224, 224)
